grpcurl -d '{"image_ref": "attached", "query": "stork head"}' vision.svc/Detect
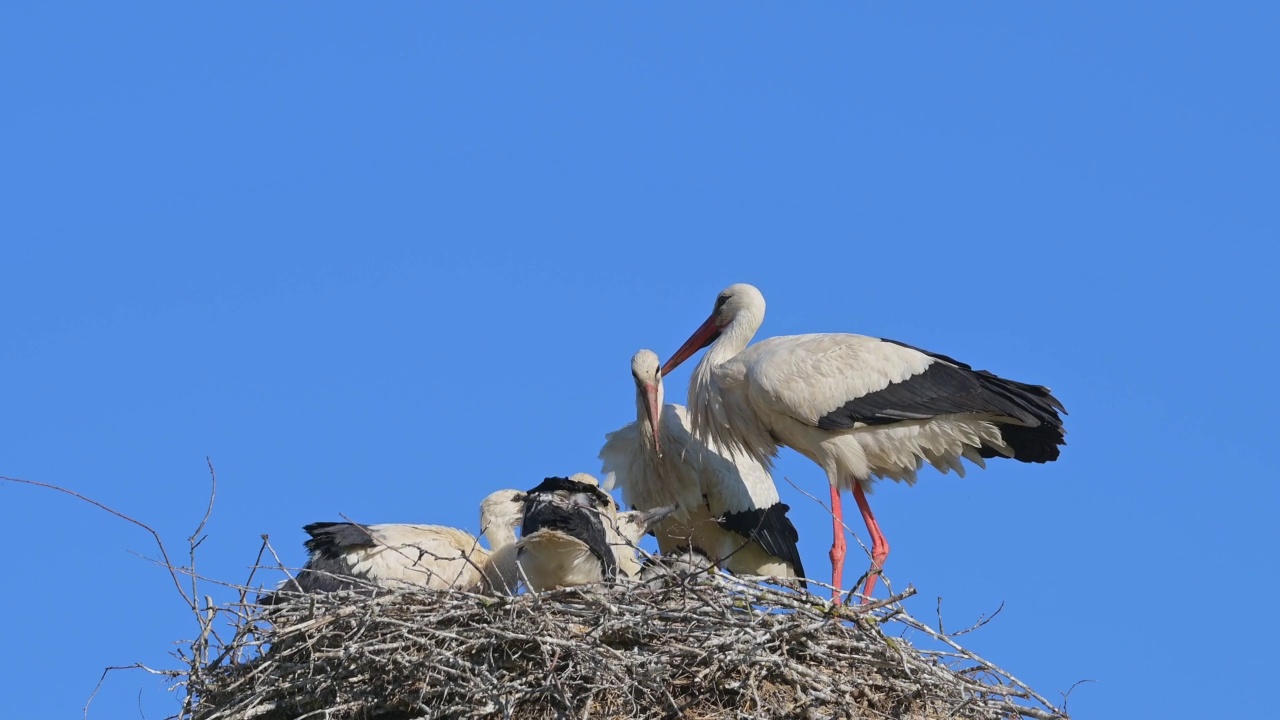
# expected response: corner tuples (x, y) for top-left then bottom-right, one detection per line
(524, 475), (618, 516)
(567, 472), (621, 515)
(567, 472), (601, 486)
(630, 349), (664, 454)
(614, 504), (679, 544)
(661, 283), (765, 376)
(479, 488), (527, 530)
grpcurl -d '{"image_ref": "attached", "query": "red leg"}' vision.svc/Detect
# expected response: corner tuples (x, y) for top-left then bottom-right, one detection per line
(851, 482), (890, 604)
(829, 484), (846, 601)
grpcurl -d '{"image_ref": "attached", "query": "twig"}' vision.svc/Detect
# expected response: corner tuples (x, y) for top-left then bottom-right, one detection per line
(782, 476), (872, 561)
(240, 538), (271, 607)
(1060, 678), (1095, 714)
(1, 475), (194, 612)
(261, 535), (296, 590)
(954, 601), (1005, 636)
(83, 664), (178, 720)
(189, 458), (218, 606)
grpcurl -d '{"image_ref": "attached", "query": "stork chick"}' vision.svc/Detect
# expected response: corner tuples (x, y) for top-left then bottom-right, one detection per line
(517, 475), (675, 590)
(262, 488), (526, 601)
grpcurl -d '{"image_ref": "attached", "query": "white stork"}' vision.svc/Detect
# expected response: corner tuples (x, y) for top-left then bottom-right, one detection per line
(600, 349), (806, 585)
(660, 283), (1066, 601)
(517, 475), (675, 590)
(265, 488), (527, 600)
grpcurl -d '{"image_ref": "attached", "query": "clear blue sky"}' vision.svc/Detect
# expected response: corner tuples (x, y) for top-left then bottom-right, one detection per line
(2, 3), (1275, 718)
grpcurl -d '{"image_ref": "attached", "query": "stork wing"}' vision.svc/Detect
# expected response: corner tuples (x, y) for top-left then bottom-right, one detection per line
(743, 334), (1063, 431)
(717, 503), (806, 582)
(302, 521), (377, 553)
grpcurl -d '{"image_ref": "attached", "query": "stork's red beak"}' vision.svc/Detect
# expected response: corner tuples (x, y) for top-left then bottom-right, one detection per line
(661, 313), (721, 377)
(643, 382), (662, 455)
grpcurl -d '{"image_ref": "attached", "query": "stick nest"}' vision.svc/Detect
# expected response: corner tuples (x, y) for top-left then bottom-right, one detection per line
(182, 573), (1066, 720)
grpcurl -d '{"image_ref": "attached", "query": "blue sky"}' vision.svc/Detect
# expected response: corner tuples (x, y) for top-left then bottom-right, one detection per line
(2, 3), (1276, 718)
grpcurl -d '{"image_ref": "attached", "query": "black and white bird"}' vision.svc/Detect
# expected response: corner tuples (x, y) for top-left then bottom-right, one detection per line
(516, 475), (675, 591)
(263, 488), (526, 601)
(517, 476), (618, 590)
(660, 283), (1067, 601)
(600, 350), (805, 586)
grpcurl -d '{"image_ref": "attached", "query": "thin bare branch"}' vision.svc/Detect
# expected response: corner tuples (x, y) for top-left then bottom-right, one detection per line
(1, 475), (194, 612)
(188, 459), (219, 632)
(955, 601), (1006, 636)
(782, 475), (872, 561)
(1061, 678), (1095, 714)
(239, 537), (271, 607)
(84, 664), (178, 720)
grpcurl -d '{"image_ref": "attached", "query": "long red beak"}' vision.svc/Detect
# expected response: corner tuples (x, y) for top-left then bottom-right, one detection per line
(661, 313), (721, 377)
(643, 383), (662, 455)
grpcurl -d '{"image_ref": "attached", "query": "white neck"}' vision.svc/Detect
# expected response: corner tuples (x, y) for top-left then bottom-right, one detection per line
(687, 300), (773, 466)
(708, 301), (763, 366)
(482, 520), (519, 550)
(689, 301), (763, 410)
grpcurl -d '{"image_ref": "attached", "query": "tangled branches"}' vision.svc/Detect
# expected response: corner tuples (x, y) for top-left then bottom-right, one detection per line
(183, 573), (1066, 720)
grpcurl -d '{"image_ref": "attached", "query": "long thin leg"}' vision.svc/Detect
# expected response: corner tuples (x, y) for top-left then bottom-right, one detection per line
(829, 484), (846, 601)
(851, 481), (890, 603)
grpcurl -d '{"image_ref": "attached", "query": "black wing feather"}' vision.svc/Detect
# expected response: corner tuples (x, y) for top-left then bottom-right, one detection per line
(816, 339), (1066, 463)
(302, 522), (376, 555)
(718, 504), (807, 586)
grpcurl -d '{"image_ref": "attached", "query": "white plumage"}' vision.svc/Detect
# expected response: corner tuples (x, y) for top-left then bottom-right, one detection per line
(268, 489), (526, 599)
(517, 526), (611, 591)
(600, 350), (805, 584)
(661, 283), (1066, 601)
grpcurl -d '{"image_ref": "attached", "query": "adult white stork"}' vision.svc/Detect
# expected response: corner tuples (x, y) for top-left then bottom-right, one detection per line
(517, 475), (675, 590)
(263, 488), (527, 600)
(660, 283), (1066, 601)
(600, 350), (806, 585)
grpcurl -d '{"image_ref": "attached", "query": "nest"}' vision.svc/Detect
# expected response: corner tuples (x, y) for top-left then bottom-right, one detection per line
(181, 572), (1067, 720)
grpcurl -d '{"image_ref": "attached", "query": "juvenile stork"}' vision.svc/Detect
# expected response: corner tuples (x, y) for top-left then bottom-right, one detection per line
(600, 350), (805, 585)
(476, 490), (528, 595)
(517, 475), (675, 590)
(264, 489), (526, 600)
(660, 283), (1066, 601)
